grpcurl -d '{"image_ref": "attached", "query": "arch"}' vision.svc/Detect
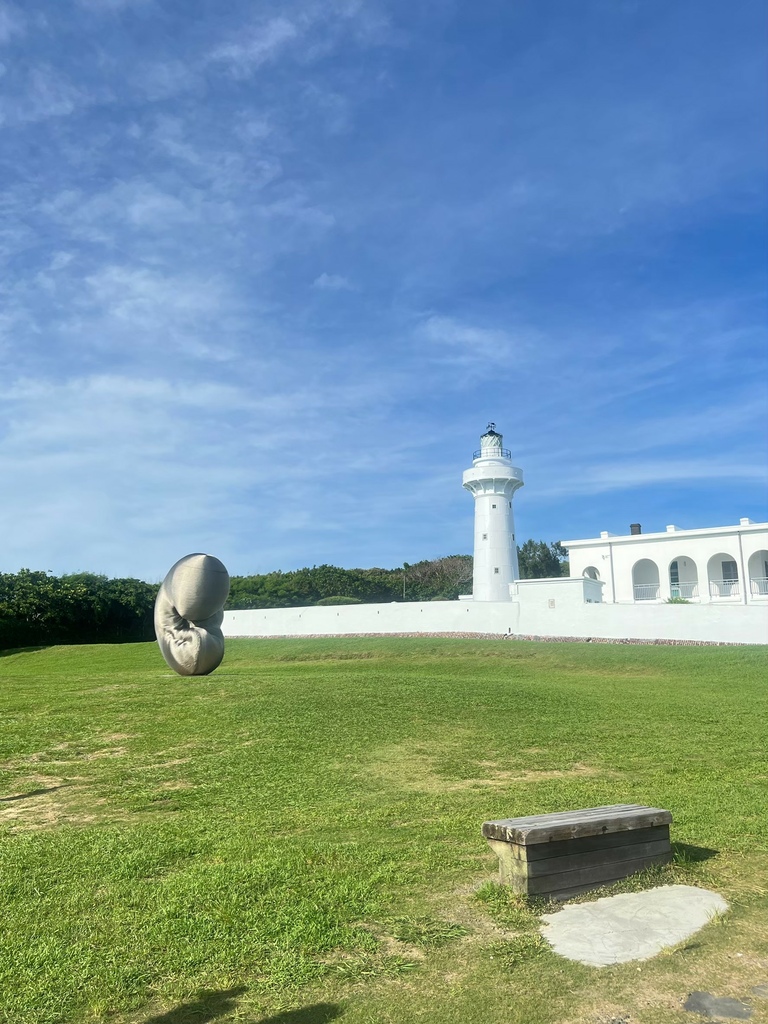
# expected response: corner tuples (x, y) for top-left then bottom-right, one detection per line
(707, 551), (740, 599)
(748, 549), (768, 596)
(632, 558), (660, 601)
(668, 555), (699, 600)
(583, 566), (600, 581)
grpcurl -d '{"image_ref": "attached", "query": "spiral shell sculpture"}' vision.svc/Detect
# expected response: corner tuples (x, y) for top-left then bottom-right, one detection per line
(154, 553), (230, 676)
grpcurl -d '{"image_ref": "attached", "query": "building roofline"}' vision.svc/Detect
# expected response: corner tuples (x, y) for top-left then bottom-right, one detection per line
(562, 521), (768, 549)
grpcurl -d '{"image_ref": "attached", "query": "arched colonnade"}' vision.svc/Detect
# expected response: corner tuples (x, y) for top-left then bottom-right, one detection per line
(627, 549), (768, 601)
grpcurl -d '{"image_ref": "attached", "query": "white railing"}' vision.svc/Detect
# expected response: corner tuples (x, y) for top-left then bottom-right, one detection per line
(670, 582), (699, 599)
(709, 579), (740, 598)
(473, 447), (512, 460)
(633, 584), (660, 601)
(750, 577), (768, 596)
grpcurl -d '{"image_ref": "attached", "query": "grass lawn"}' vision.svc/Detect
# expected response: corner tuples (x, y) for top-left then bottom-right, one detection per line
(0, 637), (767, 1024)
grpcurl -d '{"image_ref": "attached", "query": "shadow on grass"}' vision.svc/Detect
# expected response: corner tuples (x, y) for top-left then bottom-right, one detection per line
(673, 842), (719, 863)
(0, 646), (48, 658)
(258, 1005), (343, 1024)
(0, 784), (72, 803)
(141, 992), (343, 1024)
(142, 987), (246, 1023)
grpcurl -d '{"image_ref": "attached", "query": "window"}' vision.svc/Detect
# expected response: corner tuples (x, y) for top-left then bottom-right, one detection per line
(508, 501), (512, 508)
(669, 559), (682, 598)
(494, 567), (499, 574)
(722, 560), (738, 582)
(492, 503), (497, 508)
(482, 533), (487, 540)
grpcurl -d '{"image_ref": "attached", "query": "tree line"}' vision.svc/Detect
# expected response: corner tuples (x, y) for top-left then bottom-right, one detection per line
(227, 555), (475, 609)
(0, 571), (159, 650)
(0, 542), (567, 649)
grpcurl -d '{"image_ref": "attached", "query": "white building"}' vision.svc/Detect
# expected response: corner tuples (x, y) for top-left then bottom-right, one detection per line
(563, 520), (768, 606)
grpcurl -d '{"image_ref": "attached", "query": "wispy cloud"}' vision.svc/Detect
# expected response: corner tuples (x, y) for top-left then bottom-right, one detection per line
(129, 59), (202, 102)
(73, 264), (244, 361)
(313, 272), (353, 291)
(76, 0), (151, 10)
(415, 315), (533, 367)
(0, 65), (91, 125)
(204, 0), (392, 82)
(0, 3), (25, 43)
(537, 457), (768, 502)
(208, 17), (300, 77)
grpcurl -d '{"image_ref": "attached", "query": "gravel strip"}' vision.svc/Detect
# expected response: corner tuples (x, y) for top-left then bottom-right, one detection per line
(231, 632), (747, 646)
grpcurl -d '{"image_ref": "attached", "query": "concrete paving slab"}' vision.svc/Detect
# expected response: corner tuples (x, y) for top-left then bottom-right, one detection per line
(540, 884), (728, 967)
(683, 991), (752, 1019)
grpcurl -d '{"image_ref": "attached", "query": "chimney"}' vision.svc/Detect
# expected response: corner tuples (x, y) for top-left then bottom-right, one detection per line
(630, 523), (642, 535)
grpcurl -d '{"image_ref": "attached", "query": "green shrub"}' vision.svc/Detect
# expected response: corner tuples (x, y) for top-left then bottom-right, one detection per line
(315, 596), (363, 606)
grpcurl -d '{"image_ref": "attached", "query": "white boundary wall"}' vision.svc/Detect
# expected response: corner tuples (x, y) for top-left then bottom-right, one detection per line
(224, 583), (768, 645)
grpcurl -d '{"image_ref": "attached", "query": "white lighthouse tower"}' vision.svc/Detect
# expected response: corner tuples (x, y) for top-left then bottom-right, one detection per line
(462, 424), (524, 601)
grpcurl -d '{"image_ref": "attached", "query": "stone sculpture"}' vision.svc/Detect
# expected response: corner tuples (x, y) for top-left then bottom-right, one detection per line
(155, 553), (230, 676)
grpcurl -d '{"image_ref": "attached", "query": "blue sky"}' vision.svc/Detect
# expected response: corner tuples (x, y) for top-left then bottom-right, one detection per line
(1, 0), (766, 581)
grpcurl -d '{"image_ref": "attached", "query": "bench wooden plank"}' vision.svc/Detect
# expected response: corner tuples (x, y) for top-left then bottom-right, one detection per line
(495, 825), (670, 863)
(522, 851), (672, 896)
(483, 804), (671, 845)
(517, 838), (672, 878)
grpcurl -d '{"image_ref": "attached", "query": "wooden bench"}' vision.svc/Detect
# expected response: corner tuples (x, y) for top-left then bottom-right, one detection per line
(482, 804), (672, 899)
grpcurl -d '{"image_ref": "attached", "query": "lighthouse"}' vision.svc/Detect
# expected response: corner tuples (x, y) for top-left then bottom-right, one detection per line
(462, 424), (524, 601)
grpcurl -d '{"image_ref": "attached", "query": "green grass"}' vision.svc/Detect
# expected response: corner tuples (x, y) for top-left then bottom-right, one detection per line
(0, 637), (767, 1024)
